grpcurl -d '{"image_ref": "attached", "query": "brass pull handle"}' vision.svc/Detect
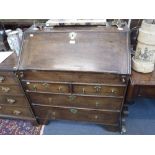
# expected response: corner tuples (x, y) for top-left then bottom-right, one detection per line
(95, 101), (99, 107)
(121, 76), (126, 83)
(82, 88), (85, 94)
(58, 86), (62, 92)
(1, 86), (10, 93)
(111, 88), (117, 94)
(94, 115), (98, 119)
(70, 108), (78, 114)
(68, 95), (76, 101)
(0, 76), (5, 83)
(42, 83), (49, 88)
(13, 110), (21, 115)
(94, 86), (102, 93)
(7, 98), (16, 104)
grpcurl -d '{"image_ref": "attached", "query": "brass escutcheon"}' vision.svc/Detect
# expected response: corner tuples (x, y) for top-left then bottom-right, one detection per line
(1, 86), (10, 93)
(94, 86), (102, 93)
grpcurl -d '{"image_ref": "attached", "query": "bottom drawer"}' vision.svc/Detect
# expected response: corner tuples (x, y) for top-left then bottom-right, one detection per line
(0, 105), (34, 119)
(33, 105), (120, 125)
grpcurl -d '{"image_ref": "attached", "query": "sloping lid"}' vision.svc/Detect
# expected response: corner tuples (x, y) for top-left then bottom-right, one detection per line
(19, 26), (130, 74)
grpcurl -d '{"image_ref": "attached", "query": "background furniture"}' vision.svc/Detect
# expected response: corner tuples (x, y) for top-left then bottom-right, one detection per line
(127, 69), (155, 102)
(0, 52), (36, 123)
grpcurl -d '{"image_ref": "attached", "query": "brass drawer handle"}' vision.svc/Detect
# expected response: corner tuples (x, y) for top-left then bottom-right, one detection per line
(7, 98), (16, 104)
(68, 95), (76, 101)
(82, 88), (85, 94)
(1, 86), (10, 93)
(0, 76), (5, 83)
(58, 86), (62, 92)
(42, 83), (49, 88)
(13, 110), (21, 115)
(111, 88), (117, 94)
(70, 108), (78, 114)
(94, 86), (102, 93)
(94, 115), (98, 119)
(121, 76), (126, 83)
(95, 101), (99, 107)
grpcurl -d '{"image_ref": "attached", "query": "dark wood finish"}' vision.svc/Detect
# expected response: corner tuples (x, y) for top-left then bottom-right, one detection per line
(0, 95), (30, 107)
(21, 71), (128, 84)
(0, 85), (24, 95)
(19, 26), (130, 74)
(23, 81), (70, 93)
(33, 105), (120, 125)
(0, 72), (19, 84)
(73, 84), (125, 96)
(0, 52), (36, 122)
(0, 105), (34, 118)
(18, 26), (130, 132)
(127, 69), (155, 102)
(29, 92), (123, 110)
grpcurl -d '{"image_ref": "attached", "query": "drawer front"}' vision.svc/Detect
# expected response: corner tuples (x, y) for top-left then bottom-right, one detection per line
(30, 93), (123, 110)
(20, 71), (127, 84)
(24, 81), (70, 93)
(0, 85), (23, 95)
(0, 95), (29, 107)
(0, 72), (18, 85)
(73, 84), (125, 97)
(0, 105), (34, 118)
(33, 105), (120, 125)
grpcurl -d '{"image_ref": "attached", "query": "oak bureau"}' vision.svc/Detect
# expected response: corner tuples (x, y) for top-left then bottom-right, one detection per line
(0, 25), (131, 132)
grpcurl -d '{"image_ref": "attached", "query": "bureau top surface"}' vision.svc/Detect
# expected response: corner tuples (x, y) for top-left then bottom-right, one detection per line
(19, 26), (130, 74)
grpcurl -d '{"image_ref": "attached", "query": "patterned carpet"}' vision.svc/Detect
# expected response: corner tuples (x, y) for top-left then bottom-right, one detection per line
(0, 119), (42, 135)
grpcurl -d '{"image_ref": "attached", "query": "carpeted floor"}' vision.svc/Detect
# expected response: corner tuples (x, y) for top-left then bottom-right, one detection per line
(0, 119), (42, 135)
(43, 98), (155, 135)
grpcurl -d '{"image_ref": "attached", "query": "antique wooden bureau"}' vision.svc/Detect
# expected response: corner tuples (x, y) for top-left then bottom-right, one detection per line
(17, 25), (131, 132)
(0, 52), (36, 122)
(0, 25), (131, 132)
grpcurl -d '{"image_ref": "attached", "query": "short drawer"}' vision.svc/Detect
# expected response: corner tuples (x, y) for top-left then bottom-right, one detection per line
(73, 84), (125, 97)
(0, 105), (34, 118)
(0, 72), (18, 85)
(20, 71), (128, 84)
(30, 93), (123, 110)
(0, 85), (24, 95)
(0, 95), (29, 107)
(23, 81), (70, 93)
(33, 105), (120, 125)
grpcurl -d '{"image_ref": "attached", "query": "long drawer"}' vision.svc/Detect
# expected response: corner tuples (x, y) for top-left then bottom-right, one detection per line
(20, 71), (128, 84)
(0, 95), (29, 107)
(30, 92), (123, 111)
(33, 105), (120, 125)
(0, 72), (18, 85)
(0, 85), (24, 95)
(0, 105), (34, 118)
